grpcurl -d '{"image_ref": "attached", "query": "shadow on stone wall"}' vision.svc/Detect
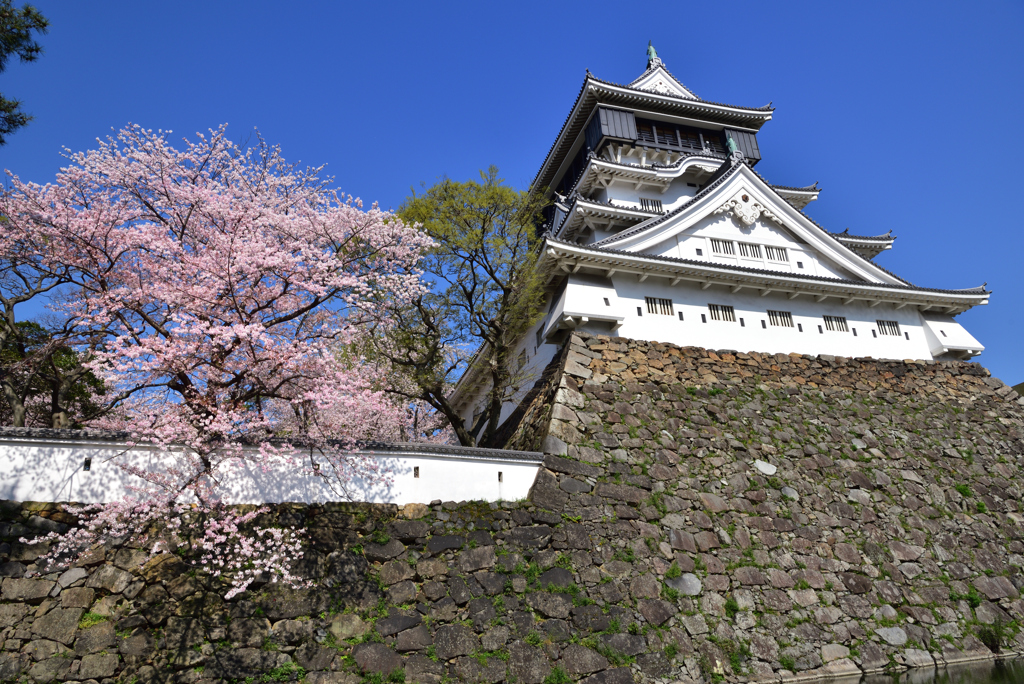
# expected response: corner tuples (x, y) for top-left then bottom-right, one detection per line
(2, 333), (1024, 684)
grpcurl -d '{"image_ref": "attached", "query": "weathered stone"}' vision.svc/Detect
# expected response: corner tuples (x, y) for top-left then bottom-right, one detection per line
(629, 573), (660, 599)
(28, 656), (72, 682)
(508, 643), (551, 684)
(85, 564), (133, 594)
(1, 578), (54, 603)
(433, 624), (477, 661)
(665, 573), (702, 596)
(330, 613), (369, 640)
(838, 572), (872, 594)
(637, 599), (675, 626)
(31, 607), (82, 645)
(560, 644), (608, 674)
(379, 560), (414, 585)
(876, 627), (908, 646)
(352, 642), (403, 674)
(427, 535), (465, 553)
(207, 648), (291, 679)
(459, 545), (496, 573)
(75, 621), (115, 654)
(364, 538), (405, 562)
(598, 633), (646, 657)
(578, 667), (634, 684)
(820, 643), (849, 663)
(376, 609), (421, 636)
(228, 618), (270, 647)
(79, 653), (120, 679)
(0, 602), (28, 627)
(525, 592), (572, 619)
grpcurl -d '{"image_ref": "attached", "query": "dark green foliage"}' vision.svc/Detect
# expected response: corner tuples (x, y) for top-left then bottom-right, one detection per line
(0, 0), (47, 144)
(543, 667), (571, 684)
(724, 597), (740, 619)
(954, 484), (972, 497)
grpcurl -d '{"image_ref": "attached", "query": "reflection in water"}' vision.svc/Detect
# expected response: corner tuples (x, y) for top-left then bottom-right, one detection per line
(862, 660), (1024, 684)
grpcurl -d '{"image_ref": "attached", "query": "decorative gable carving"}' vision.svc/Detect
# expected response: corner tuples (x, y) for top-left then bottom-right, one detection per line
(628, 66), (697, 100)
(714, 191), (784, 228)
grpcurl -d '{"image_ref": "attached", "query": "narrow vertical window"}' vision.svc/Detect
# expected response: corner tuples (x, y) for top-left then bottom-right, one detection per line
(823, 316), (849, 332)
(708, 304), (736, 322)
(637, 306), (643, 316)
(877, 320), (901, 336)
(498, 471), (503, 483)
(414, 466), (420, 479)
(678, 311), (684, 321)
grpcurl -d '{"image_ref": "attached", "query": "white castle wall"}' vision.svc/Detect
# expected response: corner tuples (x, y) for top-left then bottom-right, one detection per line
(0, 436), (542, 506)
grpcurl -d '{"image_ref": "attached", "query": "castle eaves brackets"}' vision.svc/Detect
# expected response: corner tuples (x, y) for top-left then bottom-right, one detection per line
(593, 163), (905, 287)
(628, 65), (698, 100)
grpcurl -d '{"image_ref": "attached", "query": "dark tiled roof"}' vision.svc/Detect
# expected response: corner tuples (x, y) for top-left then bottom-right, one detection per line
(772, 183), (819, 192)
(532, 72), (771, 192)
(591, 73), (772, 112)
(831, 229), (894, 242)
(0, 428), (544, 462)
(547, 238), (991, 297)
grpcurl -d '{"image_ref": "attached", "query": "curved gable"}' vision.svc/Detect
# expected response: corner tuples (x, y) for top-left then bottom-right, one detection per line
(594, 164), (907, 287)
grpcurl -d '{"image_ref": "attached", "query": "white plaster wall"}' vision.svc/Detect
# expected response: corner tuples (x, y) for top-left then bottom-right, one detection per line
(569, 275), (955, 360)
(644, 214), (857, 281)
(0, 440), (541, 506)
(593, 177), (699, 213)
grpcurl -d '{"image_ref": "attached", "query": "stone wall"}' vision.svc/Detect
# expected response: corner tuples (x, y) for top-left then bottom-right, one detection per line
(3, 332), (1024, 684)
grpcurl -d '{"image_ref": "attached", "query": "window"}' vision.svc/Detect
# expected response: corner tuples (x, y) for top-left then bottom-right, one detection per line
(536, 327), (543, 346)
(639, 198), (663, 212)
(414, 466), (420, 479)
(517, 350), (526, 370)
(767, 310), (794, 327)
(940, 330), (947, 337)
(678, 130), (702, 149)
(603, 297), (610, 306)
(498, 471), (503, 483)
(708, 304), (736, 322)
(695, 248), (703, 256)
(637, 123), (656, 143)
(678, 311), (684, 321)
(765, 246), (788, 262)
(823, 315), (849, 332)
(645, 297), (673, 315)
(738, 242), (762, 258)
(797, 261), (804, 269)
(877, 320), (901, 336)
(711, 238), (735, 255)
(637, 306), (642, 316)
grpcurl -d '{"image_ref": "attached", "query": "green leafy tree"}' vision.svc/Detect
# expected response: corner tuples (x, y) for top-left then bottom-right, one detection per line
(0, 320), (106, 428)
(372, 167), (547, 447)
(0, 0), (48, 145)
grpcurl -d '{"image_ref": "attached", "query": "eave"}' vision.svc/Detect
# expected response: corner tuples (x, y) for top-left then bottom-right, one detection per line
(773, 185), (820, 210)
(542, 239), (990, 316)
(832, 231), (895, 260)
(554, 196), (659, 242)
(569, 154), (725, 198)
(533, 75), (773, 196)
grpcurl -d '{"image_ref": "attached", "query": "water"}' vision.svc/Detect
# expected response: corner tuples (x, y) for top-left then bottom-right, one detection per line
(858, 660), (1024, 684)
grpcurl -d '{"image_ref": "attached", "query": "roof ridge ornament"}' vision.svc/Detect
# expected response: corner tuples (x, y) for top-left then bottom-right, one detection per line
(646, 41), (663, 70)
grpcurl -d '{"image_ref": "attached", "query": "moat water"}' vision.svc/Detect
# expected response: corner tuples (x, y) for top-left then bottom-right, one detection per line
(860, 660), (1024, 684)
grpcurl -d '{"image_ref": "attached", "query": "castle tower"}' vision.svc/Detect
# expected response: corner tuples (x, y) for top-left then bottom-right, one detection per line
(452, 47), (988, 425)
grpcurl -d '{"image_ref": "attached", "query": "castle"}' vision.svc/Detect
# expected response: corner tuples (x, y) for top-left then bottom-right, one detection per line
(453, 47), (988, 427)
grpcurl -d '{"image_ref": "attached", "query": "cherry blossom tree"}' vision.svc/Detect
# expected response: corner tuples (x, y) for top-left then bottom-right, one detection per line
(2, 125), (433, 594)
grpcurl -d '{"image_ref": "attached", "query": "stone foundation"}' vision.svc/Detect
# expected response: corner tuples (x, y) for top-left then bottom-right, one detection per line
(3, 333), (1024, 684)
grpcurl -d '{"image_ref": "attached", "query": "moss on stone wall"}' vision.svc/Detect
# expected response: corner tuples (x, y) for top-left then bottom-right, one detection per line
(2, 333), (1024, 684)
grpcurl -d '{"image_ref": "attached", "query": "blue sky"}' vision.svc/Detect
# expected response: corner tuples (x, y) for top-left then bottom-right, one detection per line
(3, 1), (1024, 383)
